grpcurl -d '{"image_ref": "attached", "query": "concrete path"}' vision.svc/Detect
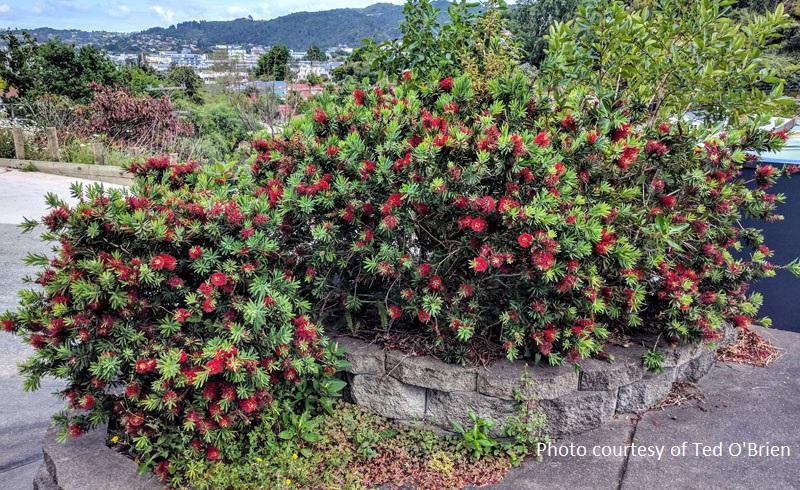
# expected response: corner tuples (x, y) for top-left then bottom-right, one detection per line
(490, 326), (800, 489)
(0, 169), (121, 490)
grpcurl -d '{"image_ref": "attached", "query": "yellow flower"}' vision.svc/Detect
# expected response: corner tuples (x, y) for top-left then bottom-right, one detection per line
(256, 457), (262, 463)
(110, 436), (119, 443)
(285, 478), (292, 485)
(292, 453), (298, 460)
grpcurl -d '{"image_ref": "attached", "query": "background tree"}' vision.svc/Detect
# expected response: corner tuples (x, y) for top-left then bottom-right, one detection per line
(166, 65), (204, 104)
(118, 65), (163, 95)
(543, 0), (793, 125)
(331, 45), (381, 84)
(507, 0), (582, 67)
(306, 44), (326, 63)
(0, 31), (39, 98)
(254, 44), (290, 80)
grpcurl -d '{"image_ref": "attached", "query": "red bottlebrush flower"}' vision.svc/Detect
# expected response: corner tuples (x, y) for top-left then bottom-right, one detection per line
(489, 254), (504, 268)
(382, 215), (398, 229)
(453, 196), (469, 209)
(471, 257), (489, 272)
(206, 358), (224, 375)
(150, 255), (166, 270)
(658, 122), (671, 134)
(417, 309), (431, 323)
(222, 385), (237, 402)
(612, 123), (631, 142)
(189, 246), (202, 259)
(531, 251), (555, 270)
(566, 349), (580, 363)
(178, 350), (189, 363)
(202, 299), (215, 313)
(1, 319), (13, 332)
(135, 359), (152, 374)
(240, 397), (259, 413)
(326, 145), (339, 157)
(439, 77), (454, 91)
(79, 395), (95, 410)
(154, 461), (170, 481)
(353, 89), (366, 106)
(68, 424), (82, 438)
(400, 288), (414, 300)
(732, 316), (750, 328)
(658, 195), (676, 208)
(417, 263), (432, 277)
(755, 165), (776, 188)
(428, 276), (444, 291)
(518, 233), (533, 248)
(617, 144), (639, 170)
(210, 272), (227, 287)
(566, 259), (579, 271)
(533, 132), (551, 148)
(587, 131), (598, 144)
(402, 71), (411, 82)
(771, 130), (788, 142)
(128, 412), (144, 427)
(388, 305), (401, 319)
(561, 115), (577, 132)
(206, 446), (220, 461)
(166, 275), (184, 289)
(458, 283), (473, 297)
(125, 383), (141, 399)
(470, 218), (486, 232)
(645, 139), (668, 157)
(199, 282), (214, 297)
(313, 108), (328, 124)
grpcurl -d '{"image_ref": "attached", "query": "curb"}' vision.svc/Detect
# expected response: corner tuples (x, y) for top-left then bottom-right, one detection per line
(0, 158), (134, 186)
(34, 425), (160, 490)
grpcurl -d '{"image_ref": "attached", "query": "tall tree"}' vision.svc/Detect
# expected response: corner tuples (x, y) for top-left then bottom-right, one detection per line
(254, 44), (290, 80)
(166, 65), (204, 104)
(507, 0), (582, 67)
(306, 45), (326, 63)
(0, 30), (38, 98)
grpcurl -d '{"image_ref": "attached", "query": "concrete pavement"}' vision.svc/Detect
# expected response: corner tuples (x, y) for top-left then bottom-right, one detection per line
(0, 169), (121, 490)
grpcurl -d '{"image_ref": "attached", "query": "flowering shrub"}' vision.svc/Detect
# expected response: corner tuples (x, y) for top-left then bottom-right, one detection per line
(2, 156), (344, 487)
(250, 71), (792, 364)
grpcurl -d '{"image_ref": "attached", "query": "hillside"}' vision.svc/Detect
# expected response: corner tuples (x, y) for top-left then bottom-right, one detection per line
(10, 1), (458, 53)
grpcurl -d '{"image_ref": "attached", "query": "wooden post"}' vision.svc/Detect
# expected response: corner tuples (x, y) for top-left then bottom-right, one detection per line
(12, 127), (24, 159)
(46, 127), (59, 161)
(93, 143), (104, 165)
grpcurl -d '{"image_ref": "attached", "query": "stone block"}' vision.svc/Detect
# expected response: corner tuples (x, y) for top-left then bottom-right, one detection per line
(349, 374), (426, 420)
(477, 359), (578, 401)
(386, 350), (477, 392)
(538, 389), (618, 437)
(719, 322), (739, 347)
(676, 348), (715, 383)
(616, 367), (677, 413)
(42, 424), (159, 490)
(659, 342), (703, 368)
(426, 389), (516, 436)
(579, 344), (646, 391)
(333, 335), (386, 375)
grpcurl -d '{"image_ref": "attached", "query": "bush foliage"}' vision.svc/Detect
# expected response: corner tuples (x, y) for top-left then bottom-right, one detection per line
(1, 1), (798, 488)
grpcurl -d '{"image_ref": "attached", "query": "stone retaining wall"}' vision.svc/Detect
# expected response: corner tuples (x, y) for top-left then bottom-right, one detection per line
(334, 323), (738, 437)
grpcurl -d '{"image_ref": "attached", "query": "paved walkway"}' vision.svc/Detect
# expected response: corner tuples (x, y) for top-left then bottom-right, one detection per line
(0, 169), (121, 490)
(0, 169), (798, 489)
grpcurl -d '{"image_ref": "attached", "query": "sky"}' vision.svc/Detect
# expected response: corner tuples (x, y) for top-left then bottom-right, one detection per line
(0, 0), (410, 33)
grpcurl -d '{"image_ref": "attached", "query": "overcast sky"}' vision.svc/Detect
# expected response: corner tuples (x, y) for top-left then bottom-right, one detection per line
(0, 0), (412, 32)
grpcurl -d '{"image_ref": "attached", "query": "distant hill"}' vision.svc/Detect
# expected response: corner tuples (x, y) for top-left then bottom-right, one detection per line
(8, 2), (455, 54)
